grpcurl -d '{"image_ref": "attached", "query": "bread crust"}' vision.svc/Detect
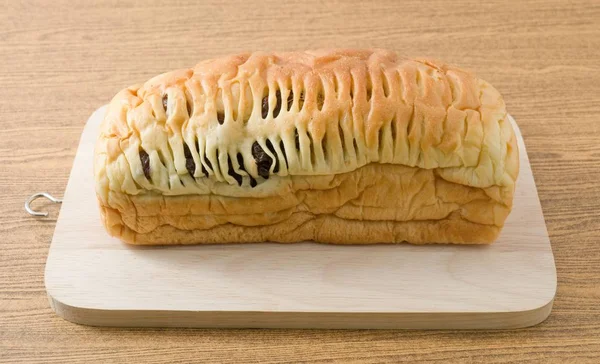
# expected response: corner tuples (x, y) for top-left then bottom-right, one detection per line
(94, 49), (518, 245)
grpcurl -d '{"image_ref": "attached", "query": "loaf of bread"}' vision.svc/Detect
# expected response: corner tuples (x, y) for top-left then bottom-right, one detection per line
(94, 49), (519, 245)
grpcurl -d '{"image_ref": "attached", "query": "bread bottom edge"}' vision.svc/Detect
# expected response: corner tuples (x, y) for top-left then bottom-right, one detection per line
(100, 205), (500, 246)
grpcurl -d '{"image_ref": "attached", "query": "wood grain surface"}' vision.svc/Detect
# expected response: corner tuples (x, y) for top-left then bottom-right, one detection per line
(0, 0), (598, 362)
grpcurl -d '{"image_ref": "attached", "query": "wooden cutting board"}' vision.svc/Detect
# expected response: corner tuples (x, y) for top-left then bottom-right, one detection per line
(44, 106), (556, 329)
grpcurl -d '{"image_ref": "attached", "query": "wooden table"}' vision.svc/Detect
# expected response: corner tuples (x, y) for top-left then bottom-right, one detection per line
(1, 0), (599, 362)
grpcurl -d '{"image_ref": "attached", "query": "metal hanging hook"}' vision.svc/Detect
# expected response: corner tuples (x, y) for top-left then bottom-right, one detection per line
(25, 192), (63, 217)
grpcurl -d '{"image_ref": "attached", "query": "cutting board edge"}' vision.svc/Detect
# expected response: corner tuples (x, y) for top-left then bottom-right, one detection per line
(48, 292), (555, 329)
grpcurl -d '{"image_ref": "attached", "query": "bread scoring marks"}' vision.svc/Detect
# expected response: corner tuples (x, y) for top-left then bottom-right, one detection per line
(109, 50), (512, 196)
(227, 154), (243, 186)
(262, 90), (284, 119)
(200, 143), (211, 176)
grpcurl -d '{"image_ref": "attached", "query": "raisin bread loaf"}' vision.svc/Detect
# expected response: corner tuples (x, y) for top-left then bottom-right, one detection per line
(94, 49), (519, 245)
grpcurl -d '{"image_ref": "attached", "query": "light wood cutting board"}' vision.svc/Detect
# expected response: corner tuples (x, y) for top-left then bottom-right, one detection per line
(44, 106), (556, 329)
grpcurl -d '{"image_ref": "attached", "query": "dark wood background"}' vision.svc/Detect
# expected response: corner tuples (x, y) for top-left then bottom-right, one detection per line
(1, 0), (599, 362)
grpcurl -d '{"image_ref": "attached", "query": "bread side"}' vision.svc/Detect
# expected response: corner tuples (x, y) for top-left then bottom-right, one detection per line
(98, 163), (508, 245)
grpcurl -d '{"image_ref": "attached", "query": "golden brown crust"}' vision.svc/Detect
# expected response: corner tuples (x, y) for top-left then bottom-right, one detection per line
(94, 49), (518, 245)
(98, 163), (509, 245)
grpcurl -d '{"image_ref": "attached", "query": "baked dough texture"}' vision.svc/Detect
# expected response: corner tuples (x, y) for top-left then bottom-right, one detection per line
(94, 49), (519, 245)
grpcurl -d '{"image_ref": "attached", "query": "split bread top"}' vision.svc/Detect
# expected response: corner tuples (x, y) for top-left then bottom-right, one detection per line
(95, 49), (518, 211)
